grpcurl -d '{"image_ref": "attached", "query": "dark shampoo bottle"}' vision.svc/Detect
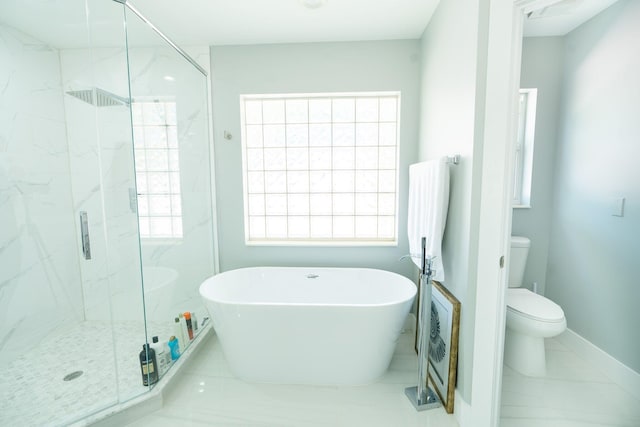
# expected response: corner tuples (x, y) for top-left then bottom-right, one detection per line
(139, 343), (159, 386)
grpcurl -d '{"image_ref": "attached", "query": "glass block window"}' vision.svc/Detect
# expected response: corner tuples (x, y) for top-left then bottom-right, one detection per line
(240, 92), (400, 245)
(132, 100), (183, 238)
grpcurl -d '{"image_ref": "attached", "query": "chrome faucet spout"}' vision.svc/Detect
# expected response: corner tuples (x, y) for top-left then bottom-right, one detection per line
(398, 253), (420, 262)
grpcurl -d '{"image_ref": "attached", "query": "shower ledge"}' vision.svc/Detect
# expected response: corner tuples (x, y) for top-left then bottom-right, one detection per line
(71, 323), (213, 427)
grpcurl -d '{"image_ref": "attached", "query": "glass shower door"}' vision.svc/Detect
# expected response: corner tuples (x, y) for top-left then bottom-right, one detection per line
(59, 0), (151, 407)
(124, 5), (215, 362)
(0, 0), (215, 423)
(0, 0), (150, 424)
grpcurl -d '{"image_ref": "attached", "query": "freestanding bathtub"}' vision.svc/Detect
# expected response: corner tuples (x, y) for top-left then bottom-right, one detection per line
(199, 267), (416, 385)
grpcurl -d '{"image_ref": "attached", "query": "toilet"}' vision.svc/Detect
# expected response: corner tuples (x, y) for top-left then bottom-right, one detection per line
(504, 236), (566, 377)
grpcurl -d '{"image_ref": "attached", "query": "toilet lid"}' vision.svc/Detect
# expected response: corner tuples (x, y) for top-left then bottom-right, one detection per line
(507, 288), (564, 322)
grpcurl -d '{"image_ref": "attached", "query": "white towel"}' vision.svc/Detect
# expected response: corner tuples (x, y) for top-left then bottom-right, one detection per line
(407, 158), (450, 281)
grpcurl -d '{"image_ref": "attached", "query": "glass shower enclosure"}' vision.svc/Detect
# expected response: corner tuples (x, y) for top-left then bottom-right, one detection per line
(0, 1), (216, 425)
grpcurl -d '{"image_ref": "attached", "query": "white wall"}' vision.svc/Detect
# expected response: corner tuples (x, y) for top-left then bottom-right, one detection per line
(546, 0), (640, 373)
(418, 1), (521, 417)
(0, 24), (84, 365)
(418, 0), (481, 404)
(511, 37), (565, 295)
(210, 40), (421, 277)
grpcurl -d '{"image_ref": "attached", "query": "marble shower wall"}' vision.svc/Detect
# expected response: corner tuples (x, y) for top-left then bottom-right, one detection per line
(0, 24), (85, 365)
(127, 45), (214, 324)
(60, 47), (145, 323)
(59, 44), (214, 325)
(1, 21), (213, 368)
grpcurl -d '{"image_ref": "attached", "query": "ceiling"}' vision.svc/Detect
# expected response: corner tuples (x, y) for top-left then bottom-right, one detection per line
(129, 0), (619, 45)
(129, 0), (440, 46)
(0, 0), (619, 48)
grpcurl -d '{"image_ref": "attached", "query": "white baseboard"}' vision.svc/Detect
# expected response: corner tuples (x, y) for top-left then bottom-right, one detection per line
(454, 390), (472, 426)
(556, 328), (640, 401)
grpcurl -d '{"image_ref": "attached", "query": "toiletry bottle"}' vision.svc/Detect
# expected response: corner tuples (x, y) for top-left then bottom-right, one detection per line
(174, 316), (186, 347)
(191, 312), (199, 334)
(184, 312), (194, 340)
(139, 343), (158, 386)
(168, 336), (180, 360)
(179, 312), (190, 346)
(151, 336), (167, 377)
(163, 340), (172, 366)
(165, 341), (173, 367)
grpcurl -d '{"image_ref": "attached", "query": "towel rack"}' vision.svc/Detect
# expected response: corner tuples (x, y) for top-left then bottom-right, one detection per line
(405, 237), (442, 411)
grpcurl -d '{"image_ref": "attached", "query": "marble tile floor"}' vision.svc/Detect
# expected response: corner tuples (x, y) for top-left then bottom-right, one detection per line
(125, 331), (640, 427)
(125, 328), (459, 427)
(500, 336), (640, 427)
(7, 321), (635, 427)
(0, 319), (184, 427)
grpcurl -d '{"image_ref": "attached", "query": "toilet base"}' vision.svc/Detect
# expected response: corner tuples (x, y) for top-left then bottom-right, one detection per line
(504, 329), (546, 377)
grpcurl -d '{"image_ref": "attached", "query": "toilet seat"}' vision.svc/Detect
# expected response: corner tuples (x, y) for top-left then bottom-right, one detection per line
(507, 288), (564, 323)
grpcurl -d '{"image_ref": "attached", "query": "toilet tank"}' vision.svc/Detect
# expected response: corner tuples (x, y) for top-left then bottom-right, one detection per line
(509, 236), (530, 288)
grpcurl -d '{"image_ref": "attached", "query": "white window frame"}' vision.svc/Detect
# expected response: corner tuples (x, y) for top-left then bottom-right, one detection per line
(513, 88), (537, 208)
(240, 91), (401, 246)
(132, 98), (184, 239)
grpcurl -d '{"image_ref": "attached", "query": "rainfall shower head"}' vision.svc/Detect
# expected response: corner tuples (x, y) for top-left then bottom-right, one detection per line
(66, 88), (130, 107)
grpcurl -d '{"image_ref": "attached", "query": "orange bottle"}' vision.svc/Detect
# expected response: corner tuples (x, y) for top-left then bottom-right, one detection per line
(184, 311), (194, 340)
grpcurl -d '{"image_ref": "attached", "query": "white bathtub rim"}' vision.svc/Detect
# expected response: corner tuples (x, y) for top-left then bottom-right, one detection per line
(201, 299), (413, 308)
(199, 266), (417, 307)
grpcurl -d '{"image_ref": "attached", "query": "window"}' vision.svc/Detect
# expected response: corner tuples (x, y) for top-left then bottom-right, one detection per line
(513, 89), (537, 207)
(240, 92), (401, 245)
(132, 100), (183, 238)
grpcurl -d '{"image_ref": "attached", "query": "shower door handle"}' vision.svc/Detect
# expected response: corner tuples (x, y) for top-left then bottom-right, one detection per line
(79, 211), (91, 260)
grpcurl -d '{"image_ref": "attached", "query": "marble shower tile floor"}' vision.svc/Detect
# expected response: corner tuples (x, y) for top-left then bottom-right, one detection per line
(0, 320), (176, 427)
(500, 336), (640, 427)
(125, 329), (459, 427)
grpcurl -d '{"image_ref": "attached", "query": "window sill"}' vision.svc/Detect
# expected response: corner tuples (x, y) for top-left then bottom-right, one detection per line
(245, 239), (398, 247)
(512, 204), (531, 209)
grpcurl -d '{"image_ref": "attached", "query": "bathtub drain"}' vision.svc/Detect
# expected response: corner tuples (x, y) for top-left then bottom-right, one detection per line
(63, 371), (83, 381)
